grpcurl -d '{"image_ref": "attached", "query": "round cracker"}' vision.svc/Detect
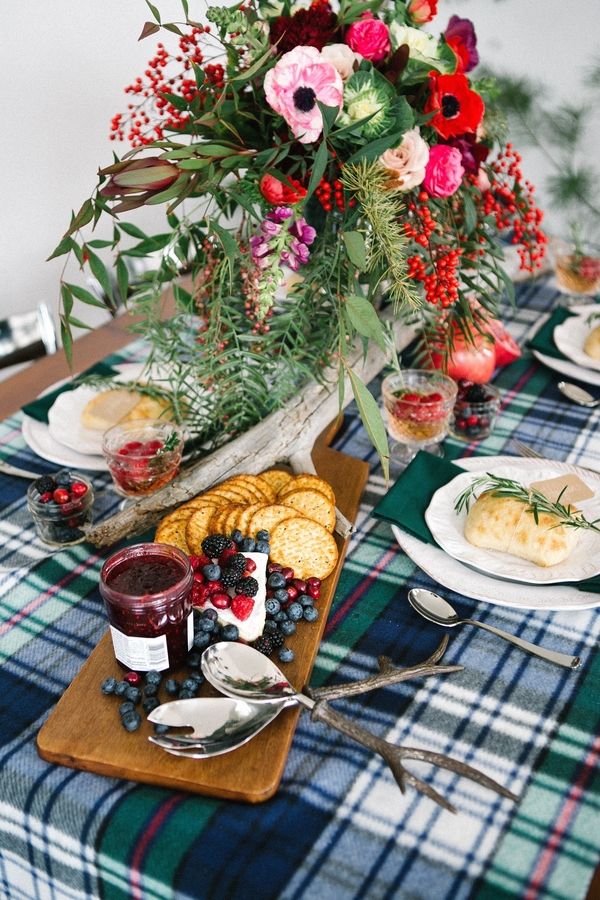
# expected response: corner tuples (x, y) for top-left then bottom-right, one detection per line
(281, 488), (336, 532)
(155, 519), (190, 554)
(235, 502), (265, 537)
(260, 469), (294, 495)
(206, 485), (250, 504)
(186, 505), (221, 553)
(223, 476), (268, 503)
(248, 504), (296, 537)
(278, 474), (335, 504)
(185, 493), (227, 510)
(223, 504), (246, 535)
(269, 517), (338, 580)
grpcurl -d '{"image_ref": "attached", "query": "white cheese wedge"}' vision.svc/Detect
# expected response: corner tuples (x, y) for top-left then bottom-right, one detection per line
(204, 552), (267, 642)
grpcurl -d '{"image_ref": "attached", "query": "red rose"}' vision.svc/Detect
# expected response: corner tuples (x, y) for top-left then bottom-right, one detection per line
(424, 72), (485, 139)
(259, 174), (307, 205)
(408, 0), (438, 25)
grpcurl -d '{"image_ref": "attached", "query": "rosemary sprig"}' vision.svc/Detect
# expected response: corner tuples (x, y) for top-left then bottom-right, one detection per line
(454, 473), (600, 533)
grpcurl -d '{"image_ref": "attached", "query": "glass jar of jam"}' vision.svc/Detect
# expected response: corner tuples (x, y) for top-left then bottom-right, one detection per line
(100, 543), (193, 672)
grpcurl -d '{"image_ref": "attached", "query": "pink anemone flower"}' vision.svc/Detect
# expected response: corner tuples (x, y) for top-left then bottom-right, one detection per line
(264, 46), (343, 144)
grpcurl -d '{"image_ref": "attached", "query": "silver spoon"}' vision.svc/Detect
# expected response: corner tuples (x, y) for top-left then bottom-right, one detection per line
(558, 381), (600, 408)
(147, 696), (286, 757)
(408, 589), (581, 669)
(201, 642), (518, 810)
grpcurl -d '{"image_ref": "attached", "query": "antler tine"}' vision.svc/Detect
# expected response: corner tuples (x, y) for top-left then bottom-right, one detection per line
(398, 748), (519, 803)
(307, 636), (462, 702)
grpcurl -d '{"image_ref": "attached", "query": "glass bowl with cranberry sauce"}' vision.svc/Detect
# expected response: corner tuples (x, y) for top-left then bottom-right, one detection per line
(381, 369), (457, 466)
(102, 419), (183, 497)
(100, 543), (194, 672)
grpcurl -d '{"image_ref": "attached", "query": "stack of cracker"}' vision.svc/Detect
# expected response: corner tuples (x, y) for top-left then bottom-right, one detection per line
(155, 470), (338, 580)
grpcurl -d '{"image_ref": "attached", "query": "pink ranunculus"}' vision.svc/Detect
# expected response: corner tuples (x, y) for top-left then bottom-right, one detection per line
(423, 144), (464, 197)
(264, 46), (343, 144)
(407, 0), (438, 25)
(345, 14), (390, 63)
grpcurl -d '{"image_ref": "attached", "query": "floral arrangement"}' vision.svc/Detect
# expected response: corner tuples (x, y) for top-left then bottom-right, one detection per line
(52, 0), (546, 470)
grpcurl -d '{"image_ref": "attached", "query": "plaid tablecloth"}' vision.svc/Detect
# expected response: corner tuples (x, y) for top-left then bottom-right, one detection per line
(1, 279), (599, 900)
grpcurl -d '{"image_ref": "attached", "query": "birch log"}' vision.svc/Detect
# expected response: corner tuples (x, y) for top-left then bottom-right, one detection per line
(85, 317), (416, 547)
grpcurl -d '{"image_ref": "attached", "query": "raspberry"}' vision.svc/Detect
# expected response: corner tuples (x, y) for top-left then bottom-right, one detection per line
(188, 554), (211, 570)
(231, 594), (255, 621)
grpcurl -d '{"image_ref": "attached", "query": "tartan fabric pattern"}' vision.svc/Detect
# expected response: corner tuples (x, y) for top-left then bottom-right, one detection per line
(0, 282), (599, 900)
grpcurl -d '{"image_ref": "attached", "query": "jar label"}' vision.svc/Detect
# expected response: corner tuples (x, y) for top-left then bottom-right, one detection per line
(109, 625), (170, 671)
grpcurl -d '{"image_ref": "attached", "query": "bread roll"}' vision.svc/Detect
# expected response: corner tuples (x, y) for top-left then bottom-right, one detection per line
(464, 491), (579, 567)
(583, 324), (600, 360)
(82, 389), (173, 431)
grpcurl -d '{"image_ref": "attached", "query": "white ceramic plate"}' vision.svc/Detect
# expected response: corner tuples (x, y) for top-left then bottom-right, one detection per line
(424, 460), (600, 584)
(392, 456), (600, 611)
(530, 304), (600, 388)
(21, 364), (147, 471)
(553, 312), (600, 372)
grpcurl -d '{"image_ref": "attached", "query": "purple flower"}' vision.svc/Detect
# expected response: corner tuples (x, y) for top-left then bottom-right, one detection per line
(267, 206), (294, 223)
(261, 220), (282, 237)
(446, 135), (489, 174)
(289, 218), (316, 246)
(279, 250), (300, 271)
(289, 238), (310, 263)
(444, 15), (479, 73)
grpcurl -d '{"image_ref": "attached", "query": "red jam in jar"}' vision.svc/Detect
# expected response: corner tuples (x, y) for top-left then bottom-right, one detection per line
(100, 543), (193, 672)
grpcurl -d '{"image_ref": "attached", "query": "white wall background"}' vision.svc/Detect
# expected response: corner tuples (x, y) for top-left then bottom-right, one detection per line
(1, 0), (599, 334)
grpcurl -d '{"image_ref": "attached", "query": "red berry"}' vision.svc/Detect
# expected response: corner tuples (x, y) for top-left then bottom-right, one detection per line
(307, 583), (320, 599)
(193, 570), (205, 584)
(219, 547), (237, 565)
(124, 671), (141, 685)
(206, 579), (224, 594)
(39, 491), (53, 504)
(188, 554), (210, 571)
(124, 441), (143, 452)
(293, 579), (307, 593)
(191, 583), (209, 606)
(267, 562), (282, 574)
(231, 594), (255, 621)
(399, 392), (420, 403)
(244, 558), (257, 574)
(466, 415), (479, 427)
(53, 488), (70, 505)
(211, 592), (232, 609)
(286, 585), (298, 602)
(70, 481), (88, 498)
(146, 439), (163, 452)
(307, 577), (321, 590)
(281, 567), (294, 582)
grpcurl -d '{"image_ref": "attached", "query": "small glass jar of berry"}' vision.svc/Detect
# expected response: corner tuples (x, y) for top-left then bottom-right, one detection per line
(27, 470), (94, 546)
(452, 381), (501, 441)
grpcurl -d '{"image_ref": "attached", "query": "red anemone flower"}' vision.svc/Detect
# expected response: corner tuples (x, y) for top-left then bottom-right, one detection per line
(424, 72), (485, 139)
(259, 174), (307, 205)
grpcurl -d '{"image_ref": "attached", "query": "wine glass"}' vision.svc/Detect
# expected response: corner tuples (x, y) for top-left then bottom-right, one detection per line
(551, 237), (600, 306)
(381, 369), (457, 471)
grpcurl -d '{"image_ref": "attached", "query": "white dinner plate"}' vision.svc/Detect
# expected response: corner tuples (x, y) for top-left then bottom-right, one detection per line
(553, 312), (600, 372)
(424, 461), (600, 585)
(392, 456), (600, 611)
(531, 304), (600, 387)
(21, 364), (148, 471)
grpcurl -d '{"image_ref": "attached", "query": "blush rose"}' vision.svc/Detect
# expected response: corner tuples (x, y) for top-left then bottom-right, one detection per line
(379, 128), (430, 191)
(423, 144), (464, 197)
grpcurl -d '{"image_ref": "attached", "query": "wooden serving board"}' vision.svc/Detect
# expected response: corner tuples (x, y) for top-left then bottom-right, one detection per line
(37, 427), (369, 803)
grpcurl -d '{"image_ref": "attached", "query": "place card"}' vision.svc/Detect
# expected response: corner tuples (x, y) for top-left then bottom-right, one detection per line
(530, 473), (594, 505)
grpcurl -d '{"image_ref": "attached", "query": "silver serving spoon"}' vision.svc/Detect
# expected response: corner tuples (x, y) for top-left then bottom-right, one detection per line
(558, 381), (600, 408)
(408, 589), (581, 669)
(147, 696), (286, 757)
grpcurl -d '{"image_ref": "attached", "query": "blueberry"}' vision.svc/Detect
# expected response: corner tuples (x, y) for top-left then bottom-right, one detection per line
(114, 681), (128, 697)
(265, 598), (281, 616)
(263, 620), (278, 634)
(122, 712), (142, 732)
(303, 606), (319, 622)
(55, 471), (72, 487)
(278, 647), (294, 664)
(181, 678), (199, 695)
(143, 683), (158, 698)
(240, 537), (256, 552)
(179, 690), (195, 700)
(274, 610), (288, 623)
(287, 602), (303, 622)
(186, 651), (202, 669)
(124, 686), (142, 704)
(280, 620), (296, 636)
(273, 588), (288, 603)
(255, 541), (270, 554)
(164, 678), (180, 696)
(200, 618), (216, 633)
(145, 670), (162, 685)
(231, 529), (243, 544)
(202, 608), (218, 621)
(101, 677), (117, 695)
(143, 697), (160, 714)
(193, 631), (211, 649)
(119, 701), (136, 717)
(153, 722), (170, 735)
(189, 672), (204, 686)
(221, 624), (239, 641)
(256, 529), (269, 542)
(202, 563), (221, 582)
(267, 572), (286, 589)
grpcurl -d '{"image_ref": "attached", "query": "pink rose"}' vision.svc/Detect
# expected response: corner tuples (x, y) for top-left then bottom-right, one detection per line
(345, 14), (390, 63)
(423, 144), (464, 197)
(379, 128), (430, 191)
(264, 46), (343, 144)
(408, 0), (438, 25)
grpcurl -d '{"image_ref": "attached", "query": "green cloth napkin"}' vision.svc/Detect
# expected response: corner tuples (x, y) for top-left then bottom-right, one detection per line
(526, 307), (573, 360)
(372, 450), (600, 593)
(21, 361), (119, 423)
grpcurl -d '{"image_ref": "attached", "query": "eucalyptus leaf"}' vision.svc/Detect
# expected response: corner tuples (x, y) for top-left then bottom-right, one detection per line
(342, 232), (368, 271)
(85, 249), (114, 303)
(346, 367), (390, 481)
(345, 295), (387, 351)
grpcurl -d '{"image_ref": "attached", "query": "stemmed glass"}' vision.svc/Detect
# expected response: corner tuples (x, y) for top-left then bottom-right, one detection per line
(102, 418), (184, 500)
(551, 237), (600, 306)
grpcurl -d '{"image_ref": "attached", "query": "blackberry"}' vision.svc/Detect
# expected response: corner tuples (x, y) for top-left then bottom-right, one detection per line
(201, 534), (233, 559)
(253, 635), (275, 656)
(235, 576), (258, 597)
(270, 631), (285, 650)
(263, 620), (278, 634)
(34, 475), (57, 494)
(221, 567), (242, 587)
(467, 384), (487, 403)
